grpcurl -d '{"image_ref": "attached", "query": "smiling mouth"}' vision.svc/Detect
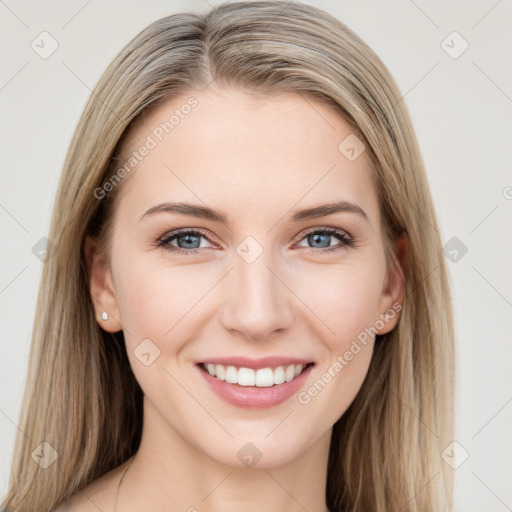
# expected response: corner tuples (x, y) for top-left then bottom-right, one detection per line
(198, 362), (315, 387)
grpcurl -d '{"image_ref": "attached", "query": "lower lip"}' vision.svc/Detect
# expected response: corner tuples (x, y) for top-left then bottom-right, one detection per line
(196, 363), (314, 409)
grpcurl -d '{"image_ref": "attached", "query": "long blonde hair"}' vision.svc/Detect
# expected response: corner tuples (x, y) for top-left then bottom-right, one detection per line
(1, 2), (454, 511)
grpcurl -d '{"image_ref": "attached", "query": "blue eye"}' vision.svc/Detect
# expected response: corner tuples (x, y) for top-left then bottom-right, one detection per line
(156, 227), (354, 256)
(295, 227), (354, 254)
(156, 229), (214, 255)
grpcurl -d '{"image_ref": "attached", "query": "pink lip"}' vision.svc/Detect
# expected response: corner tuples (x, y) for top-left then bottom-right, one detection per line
(197, 356), (313, 370)
(195, 362), (315, 409)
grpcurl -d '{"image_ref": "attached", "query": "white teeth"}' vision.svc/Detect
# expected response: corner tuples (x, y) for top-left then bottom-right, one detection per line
(255, 368), (274, 387)
(238, 367), (255, 386)
(215, 364), (226, 381)
(285, 365), (295, 382)
(274, 366), (285, 384)
(202, 363), (309, 387)
(225, 365), (238, 384)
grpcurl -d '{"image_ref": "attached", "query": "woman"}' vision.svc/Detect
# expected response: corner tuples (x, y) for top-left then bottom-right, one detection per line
(1, 1), (454, 511)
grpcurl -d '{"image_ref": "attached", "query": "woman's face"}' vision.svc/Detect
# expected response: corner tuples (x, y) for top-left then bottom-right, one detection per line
(87, 87), (403, 469)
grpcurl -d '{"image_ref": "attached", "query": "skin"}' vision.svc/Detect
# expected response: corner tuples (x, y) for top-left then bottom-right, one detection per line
(65, 87), (405, 512)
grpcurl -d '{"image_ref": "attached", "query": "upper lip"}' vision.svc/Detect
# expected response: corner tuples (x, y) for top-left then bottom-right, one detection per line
(197, 356), (314, 370)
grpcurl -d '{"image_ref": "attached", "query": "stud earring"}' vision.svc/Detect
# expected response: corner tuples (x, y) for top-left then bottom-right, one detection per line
(384, 312), (391, 321)
(101, 311), (109, 321)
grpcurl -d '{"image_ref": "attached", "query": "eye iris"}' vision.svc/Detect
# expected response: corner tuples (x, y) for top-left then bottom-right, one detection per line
(177, 234), (201, 249)
(309, 232), (331, 248)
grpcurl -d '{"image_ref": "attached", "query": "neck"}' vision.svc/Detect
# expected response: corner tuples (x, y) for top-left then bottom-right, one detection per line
(116, 397), (332, 512)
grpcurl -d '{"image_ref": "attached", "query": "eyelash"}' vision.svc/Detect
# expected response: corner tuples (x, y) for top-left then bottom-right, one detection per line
(154, 227), (354, 256)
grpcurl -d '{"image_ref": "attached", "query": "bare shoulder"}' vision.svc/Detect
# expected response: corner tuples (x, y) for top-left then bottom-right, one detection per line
(51, 463), (127, 512)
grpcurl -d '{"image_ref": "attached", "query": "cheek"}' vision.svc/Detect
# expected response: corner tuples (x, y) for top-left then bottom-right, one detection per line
(286, 261), (383, 416)
(289, 259), (384, 346)
(112, 258), (204, 402)
(113, 254), (218, 347)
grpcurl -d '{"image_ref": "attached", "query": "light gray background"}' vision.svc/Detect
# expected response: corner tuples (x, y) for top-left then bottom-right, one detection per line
(1, 1), (511, 510)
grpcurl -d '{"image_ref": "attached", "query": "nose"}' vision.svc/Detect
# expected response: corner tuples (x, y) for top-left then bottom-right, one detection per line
(219, 251), (295, 341)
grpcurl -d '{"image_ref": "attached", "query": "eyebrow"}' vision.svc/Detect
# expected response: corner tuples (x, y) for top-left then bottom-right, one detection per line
(139, 200), (369, 224)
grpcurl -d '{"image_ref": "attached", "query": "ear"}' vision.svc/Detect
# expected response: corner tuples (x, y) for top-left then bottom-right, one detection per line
(84, 235), (123, 333)
(376, 232), (407, 335)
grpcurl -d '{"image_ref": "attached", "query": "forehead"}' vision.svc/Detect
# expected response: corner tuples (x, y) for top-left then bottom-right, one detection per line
(115, 87), (380, 228)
